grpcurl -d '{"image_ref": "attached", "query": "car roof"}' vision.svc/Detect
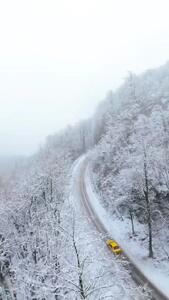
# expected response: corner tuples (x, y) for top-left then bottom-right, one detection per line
(107, 239), (118, 246)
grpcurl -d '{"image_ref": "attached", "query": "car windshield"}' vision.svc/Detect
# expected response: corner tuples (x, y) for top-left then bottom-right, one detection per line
(113, 246), (119, 250)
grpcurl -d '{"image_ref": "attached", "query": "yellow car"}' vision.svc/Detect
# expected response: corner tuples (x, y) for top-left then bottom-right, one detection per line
(106, 239), (122, 255)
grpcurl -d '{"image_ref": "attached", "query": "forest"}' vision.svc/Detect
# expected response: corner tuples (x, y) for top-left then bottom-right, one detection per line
(1, 62), (169, 299)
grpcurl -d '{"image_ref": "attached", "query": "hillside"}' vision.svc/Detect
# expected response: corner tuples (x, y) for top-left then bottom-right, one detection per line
(90, 62), (169, 263)
(1, 62), (169, 299)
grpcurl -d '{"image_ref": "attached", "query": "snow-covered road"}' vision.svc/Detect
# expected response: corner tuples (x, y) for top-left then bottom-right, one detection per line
(75, 156), (169, 300)
(69, 156), (151, 300)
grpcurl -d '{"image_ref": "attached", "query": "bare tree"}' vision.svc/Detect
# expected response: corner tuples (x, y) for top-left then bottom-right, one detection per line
(143, 147), (153, 258)
(129, 208), (135, 236)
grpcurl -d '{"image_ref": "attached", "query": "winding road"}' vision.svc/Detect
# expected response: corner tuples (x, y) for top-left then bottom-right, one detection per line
(78, 157), (169, 300)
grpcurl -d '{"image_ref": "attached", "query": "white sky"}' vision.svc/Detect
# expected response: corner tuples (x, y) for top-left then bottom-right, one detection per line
(1, 0), (169, 156)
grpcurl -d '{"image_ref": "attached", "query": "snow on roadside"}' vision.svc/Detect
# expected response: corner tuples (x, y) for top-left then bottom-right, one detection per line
(64, 157), (151, 300)
(85, 163), (169, 299)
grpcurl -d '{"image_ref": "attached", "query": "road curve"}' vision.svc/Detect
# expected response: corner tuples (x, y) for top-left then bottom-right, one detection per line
(78, 157), (169, 300)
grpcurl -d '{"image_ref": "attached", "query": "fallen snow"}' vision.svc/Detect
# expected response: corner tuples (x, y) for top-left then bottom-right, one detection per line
(68, 156), (150, 300)
(85, 163), (169, 298)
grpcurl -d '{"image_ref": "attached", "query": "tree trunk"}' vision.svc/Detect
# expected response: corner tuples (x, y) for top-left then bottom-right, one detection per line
(72, 218), (85, 299)
(129, 208), (135, 235)
(144, 155), (153, 258)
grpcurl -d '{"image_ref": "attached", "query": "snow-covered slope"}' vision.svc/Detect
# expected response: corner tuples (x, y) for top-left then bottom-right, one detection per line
(90, 62), (169, 296)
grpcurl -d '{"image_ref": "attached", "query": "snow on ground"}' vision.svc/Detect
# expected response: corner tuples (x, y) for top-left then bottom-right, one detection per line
(86, 163), (169, 298)
(63, 157), (151, 300)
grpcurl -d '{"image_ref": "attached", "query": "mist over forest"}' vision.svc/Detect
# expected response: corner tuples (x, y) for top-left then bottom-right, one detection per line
(0, 62), (169, 299)
(1, 1), (169, 298)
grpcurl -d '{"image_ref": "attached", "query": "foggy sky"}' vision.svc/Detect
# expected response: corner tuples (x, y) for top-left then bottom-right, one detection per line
(1, 0), (169, 156)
